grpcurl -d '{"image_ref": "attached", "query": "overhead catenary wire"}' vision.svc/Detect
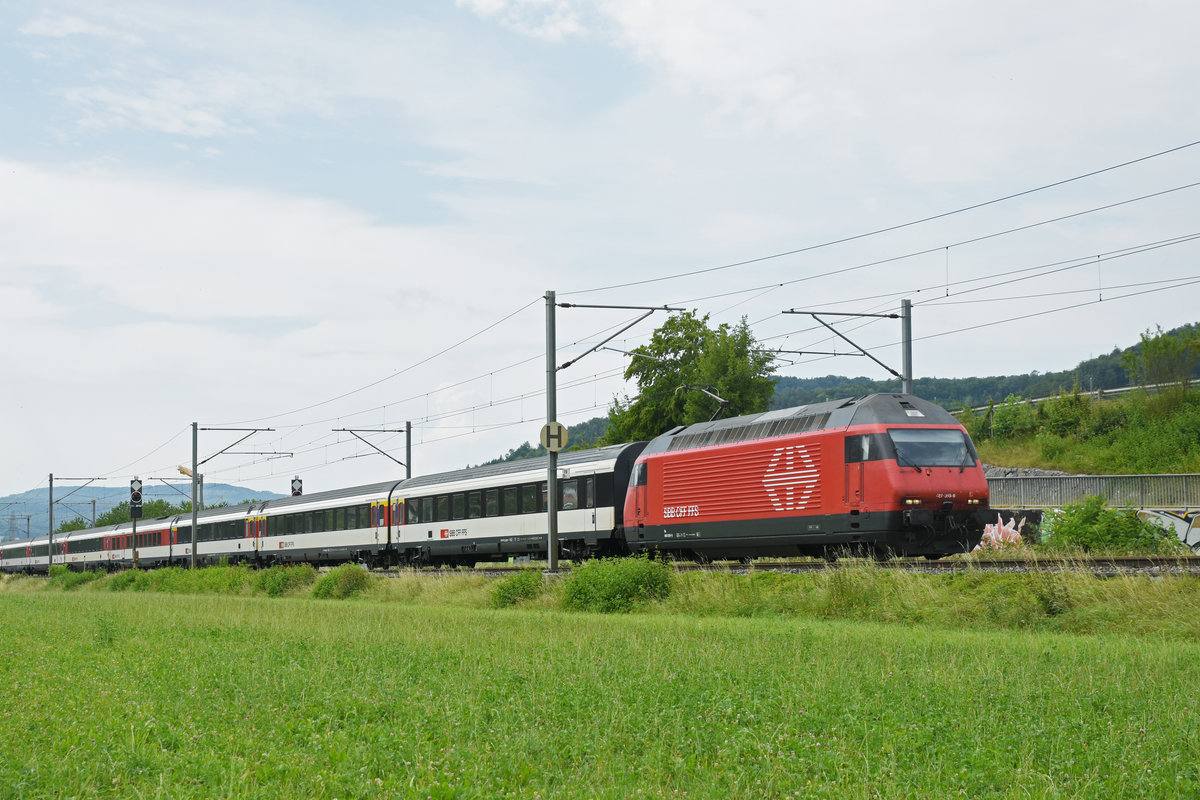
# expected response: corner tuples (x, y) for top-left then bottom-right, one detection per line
(566, 138), (1200, 295)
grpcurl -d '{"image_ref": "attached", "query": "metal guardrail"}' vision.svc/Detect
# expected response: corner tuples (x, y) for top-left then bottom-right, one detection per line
(988, 474), (1200, 509)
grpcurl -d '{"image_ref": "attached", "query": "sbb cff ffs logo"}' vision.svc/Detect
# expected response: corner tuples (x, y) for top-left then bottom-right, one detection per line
(130, 478), (143, 519)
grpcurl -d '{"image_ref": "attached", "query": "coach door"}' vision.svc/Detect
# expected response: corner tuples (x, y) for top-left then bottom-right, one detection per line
(245, 516), (265, 554)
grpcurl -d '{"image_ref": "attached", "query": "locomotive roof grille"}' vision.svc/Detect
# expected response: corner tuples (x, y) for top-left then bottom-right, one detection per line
(654, 394), (960, 455)
(666, 412), (831, 451)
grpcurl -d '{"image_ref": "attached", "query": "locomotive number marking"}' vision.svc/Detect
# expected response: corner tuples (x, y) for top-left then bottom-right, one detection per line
(663, 505), (700, 519)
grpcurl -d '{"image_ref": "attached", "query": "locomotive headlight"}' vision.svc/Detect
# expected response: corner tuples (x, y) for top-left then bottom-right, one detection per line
(902, 497), (923, 506)
(966, 498), (983, 506)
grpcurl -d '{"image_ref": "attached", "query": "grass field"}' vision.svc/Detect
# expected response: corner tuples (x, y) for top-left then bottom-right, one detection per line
(2, 586), (1199, 799)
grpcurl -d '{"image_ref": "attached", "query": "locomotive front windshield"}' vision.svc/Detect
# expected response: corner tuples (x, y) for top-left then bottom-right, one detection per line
(887, 428), (977, 468)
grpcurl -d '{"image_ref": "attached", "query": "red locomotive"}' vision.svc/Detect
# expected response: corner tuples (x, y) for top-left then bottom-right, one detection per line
(623, 393), (989, 559)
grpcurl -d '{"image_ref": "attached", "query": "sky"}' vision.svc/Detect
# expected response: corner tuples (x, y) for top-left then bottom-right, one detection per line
(3, 0), (1200, 510)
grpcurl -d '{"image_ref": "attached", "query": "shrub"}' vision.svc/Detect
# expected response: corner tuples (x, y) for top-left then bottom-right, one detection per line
(254, 564), (318, 597)
(47, 565), (102, 590)
(1041, 388), (1091, 438)
(1082, 398), (1129, 440)
(312, 564), (370, 599)
(107, 569), (155, 592)
(562, 556), (672, 613)
(491, 570), (546, 608)
(990, 395), (1039, 441)
(1040, 495), (1186, 554)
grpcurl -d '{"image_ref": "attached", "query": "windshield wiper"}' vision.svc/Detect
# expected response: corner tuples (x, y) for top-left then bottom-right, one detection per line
(894, 448), (922, 472)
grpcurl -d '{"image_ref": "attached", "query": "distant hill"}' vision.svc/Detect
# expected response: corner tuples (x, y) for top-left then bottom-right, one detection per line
(772, 321), (1199, 409)
(0, 483), (285, 542)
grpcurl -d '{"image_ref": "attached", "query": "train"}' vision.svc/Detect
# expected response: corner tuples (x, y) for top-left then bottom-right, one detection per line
(0, 394), (990, 572)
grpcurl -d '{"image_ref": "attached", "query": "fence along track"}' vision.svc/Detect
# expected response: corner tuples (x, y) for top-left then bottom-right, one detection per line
(988, 474), (1200, 509)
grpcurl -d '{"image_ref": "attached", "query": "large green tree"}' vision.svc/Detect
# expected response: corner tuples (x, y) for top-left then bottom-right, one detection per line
(602, 312), (776, 443)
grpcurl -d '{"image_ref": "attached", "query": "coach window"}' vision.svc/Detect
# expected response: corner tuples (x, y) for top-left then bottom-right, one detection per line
(467, 491), (482, 519)
(452, 493), (466, 520)
(503, 487), (518, 516)
(561, 480), (578, 510)
(540, 482), (549, 512)
(521, 484), (538, 514)
(584, 477), (595, 509)
(331, 508), (343, 530)
(407, 500), (420, 525)
(434, 496), (448, 522)
(485, 488), (500, 517)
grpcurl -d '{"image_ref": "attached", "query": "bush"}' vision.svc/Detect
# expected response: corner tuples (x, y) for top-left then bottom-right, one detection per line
(1041, 388), (1091, 438)
(107, 569), (155, 592)
(990, 395), (1039, 441)
(254, 564), (318, 597)
(491, 570), (546, 608)
(1040, 495), (1186, 554)
(47, 565), (102, 590)
(562, 556), (672, 613)
(312, 564), (370, 599)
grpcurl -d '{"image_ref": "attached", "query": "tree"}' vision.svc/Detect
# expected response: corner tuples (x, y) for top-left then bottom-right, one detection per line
(55, 517), (90, 534)
(1122, 325), (1200, 391)
(603, 312), (776, 443)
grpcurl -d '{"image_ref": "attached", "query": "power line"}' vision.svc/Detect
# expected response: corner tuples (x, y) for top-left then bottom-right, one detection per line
(213, 296), (543, 426)
(668, 183), (1200, 313)
(565, 139), (1200, 295)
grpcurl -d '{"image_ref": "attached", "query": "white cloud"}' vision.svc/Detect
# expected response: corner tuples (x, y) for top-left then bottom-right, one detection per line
(19, 14), (142, 44)
(456, 0), (587, 41)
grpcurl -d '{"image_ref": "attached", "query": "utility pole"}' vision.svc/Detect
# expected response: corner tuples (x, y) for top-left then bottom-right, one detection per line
(549, 294), (683, 570)
(901, 299), (913, 395)
(191, 423), (198, 569)
(331, 423), (413, 478)
(47, 474), (101, 570)
(781, 303), (915, 394)
(545, 291), (559, 571)
(189, 423), (280, 568)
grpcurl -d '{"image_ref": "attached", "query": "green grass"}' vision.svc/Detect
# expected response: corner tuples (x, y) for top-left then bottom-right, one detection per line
(967, 389), (1200, 474)
(0, 591), (1198, 799)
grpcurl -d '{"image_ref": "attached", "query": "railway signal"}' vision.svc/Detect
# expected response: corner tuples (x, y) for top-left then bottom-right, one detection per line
(130, 478), (143, 519)
(291, 477), (303, 497)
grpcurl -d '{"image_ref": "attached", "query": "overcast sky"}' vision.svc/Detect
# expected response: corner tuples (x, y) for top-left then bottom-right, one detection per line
(3, 0), (1199, 506)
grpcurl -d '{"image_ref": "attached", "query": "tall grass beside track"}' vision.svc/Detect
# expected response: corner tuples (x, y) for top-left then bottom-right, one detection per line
(2, 561), (1199, 798)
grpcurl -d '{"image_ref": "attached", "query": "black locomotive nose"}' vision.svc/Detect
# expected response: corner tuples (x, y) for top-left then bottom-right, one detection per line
(941, 501), (953, 513)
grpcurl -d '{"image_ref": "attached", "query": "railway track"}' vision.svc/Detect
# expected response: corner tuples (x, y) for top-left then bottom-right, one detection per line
(393, 555), (1200, 578)
(15, 555), (1196, 580)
